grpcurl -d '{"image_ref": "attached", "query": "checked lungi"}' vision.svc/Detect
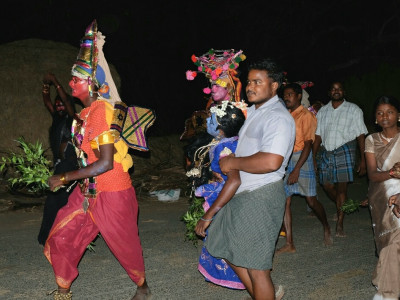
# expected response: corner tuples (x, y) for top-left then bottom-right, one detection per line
(284, 150), (316, 197)
(318, 139), (356, 184)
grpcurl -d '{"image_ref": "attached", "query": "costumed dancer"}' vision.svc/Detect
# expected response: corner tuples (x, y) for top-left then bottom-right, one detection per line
(183, 49), (248, 289)
(45, 20), (151, 300)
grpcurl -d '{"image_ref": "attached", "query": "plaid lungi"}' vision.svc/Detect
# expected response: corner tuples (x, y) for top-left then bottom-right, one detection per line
(318, 140), (356, 184)
(284, 151), (316, 197)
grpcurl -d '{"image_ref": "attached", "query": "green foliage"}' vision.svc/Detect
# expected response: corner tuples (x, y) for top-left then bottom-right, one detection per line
(0, 137), (52, 195)
(341, 198), (361, 214)
(181, 195), (205, 245)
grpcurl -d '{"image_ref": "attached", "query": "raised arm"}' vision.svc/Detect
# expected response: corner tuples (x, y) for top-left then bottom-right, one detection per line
(43, 72), (75, 117)
(42, 74), (54, 115)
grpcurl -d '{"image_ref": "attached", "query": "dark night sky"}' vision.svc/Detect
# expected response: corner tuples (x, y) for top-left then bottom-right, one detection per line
(2, 0), (400, 136)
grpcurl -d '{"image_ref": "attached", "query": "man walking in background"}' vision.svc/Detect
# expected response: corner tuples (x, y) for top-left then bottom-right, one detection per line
(277, 83), (332, 254)
(313, 81), (368, 237)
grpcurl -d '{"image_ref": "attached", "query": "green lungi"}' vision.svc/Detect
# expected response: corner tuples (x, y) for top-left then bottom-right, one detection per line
(205, 180), (286, 270)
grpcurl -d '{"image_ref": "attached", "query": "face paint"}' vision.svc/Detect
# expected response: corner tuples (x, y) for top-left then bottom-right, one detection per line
(206, 113), (219, 137)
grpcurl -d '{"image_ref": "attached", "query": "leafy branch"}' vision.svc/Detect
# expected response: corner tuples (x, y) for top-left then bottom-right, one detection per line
(341, 198), (361, 214)
(181, 195), (204, 245)
(0, 137), (52, 196)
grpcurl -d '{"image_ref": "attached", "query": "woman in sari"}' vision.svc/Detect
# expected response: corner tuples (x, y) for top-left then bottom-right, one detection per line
(365, 95), (400, 300)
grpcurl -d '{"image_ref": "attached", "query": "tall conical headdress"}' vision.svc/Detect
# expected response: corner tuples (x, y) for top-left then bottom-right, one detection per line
(71, 19), (121, 104)
(71, 20), (98, 84)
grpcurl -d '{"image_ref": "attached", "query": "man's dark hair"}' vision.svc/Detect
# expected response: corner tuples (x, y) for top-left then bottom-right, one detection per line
(283, 83), (302, 96)
(217, 105), (245, 138)
(248, 58), (284, 88)
(329, 81), (345, 91)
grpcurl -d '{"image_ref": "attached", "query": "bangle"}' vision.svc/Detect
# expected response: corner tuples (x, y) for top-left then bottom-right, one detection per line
(42, 83), (50, 94)
(200, 216), (214, 222)
(59, 173), (69, 185)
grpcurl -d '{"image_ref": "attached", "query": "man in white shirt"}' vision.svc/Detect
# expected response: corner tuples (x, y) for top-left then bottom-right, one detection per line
(197, 58), (295, 300)
(313, 81), (368, 237)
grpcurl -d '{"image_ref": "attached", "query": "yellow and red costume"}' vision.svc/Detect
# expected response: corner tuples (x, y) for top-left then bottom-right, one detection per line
(44, 100), (145, 289)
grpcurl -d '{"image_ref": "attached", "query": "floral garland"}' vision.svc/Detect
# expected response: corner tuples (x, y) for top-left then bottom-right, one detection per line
(209, 100), (248, 118)
(186, 49), (246, 92)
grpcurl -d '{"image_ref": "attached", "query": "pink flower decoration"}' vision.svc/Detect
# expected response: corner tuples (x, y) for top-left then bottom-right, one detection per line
(222, 64), (229, 71)
(203, 87), (211, 94)
(186, 70), (197, 80)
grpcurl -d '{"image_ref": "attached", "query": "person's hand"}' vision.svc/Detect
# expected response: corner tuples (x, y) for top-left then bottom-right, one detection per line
(219, 153), (235, 175)
(357, 159), (367, 177)
(212, 171), (223, 183)
(389, 162), (400, 179)
(43, 72), (57, 85)
(48, 174), (64, 192)
(287, 168), (300, 185)
(195, 217), (212, 238)
(312, 157), (318, 173)
(389, 193), (400, 218)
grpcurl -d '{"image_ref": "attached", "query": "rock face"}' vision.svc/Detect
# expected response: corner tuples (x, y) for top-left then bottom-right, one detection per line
(0, 38), (120, 157)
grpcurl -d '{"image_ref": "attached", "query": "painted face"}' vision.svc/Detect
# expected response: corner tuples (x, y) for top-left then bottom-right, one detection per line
(246, 70), (278, 108)
(206, 113), (219, 137)
(376, 103), (399, 129)
(211, 84), (229, 101)
(329, 82), (345, 101)
(283, 88), (302, 111)
(69, 76), (89, 102)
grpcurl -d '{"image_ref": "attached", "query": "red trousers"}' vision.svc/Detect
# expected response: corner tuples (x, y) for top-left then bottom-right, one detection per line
(44, 186), (145, 289)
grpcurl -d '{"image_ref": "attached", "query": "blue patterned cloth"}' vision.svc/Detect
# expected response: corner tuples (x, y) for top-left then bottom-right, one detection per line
(318, 140), (356, 184)
(195, 137), (245, 290)
(284, 150), (316, 197)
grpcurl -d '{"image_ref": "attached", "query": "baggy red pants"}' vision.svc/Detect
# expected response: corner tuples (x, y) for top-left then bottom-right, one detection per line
(44, 186), (146, 289)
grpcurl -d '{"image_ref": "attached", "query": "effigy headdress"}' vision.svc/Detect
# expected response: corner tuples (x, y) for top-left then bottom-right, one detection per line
(186, 49), (246, 103)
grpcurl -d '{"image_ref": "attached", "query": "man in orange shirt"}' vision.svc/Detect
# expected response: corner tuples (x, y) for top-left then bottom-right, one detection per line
(277, 83), (332, 254)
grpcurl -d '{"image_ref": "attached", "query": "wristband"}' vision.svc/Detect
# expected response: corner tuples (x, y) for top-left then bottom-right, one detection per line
(59, 173), (69, 185)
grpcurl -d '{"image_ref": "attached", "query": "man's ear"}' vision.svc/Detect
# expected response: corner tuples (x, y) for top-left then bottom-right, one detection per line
(272, 81), (279, 93)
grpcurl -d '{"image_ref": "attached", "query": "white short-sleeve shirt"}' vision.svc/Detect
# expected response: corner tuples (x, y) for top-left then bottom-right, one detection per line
(315, 100), (368, 151)
(235, 95), (295, 193)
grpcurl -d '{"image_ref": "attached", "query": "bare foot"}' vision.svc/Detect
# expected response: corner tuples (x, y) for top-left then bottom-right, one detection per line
(132, 283), (152, 300)
(276, 244), (296, 254)
(332, 213), (338, 221)
(324, 230), (333, 246)
(360, 198), (369, 207)
(274, 284), (285, 300)
(308, 210), (315, 217)
(335, 225), (346, 237)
